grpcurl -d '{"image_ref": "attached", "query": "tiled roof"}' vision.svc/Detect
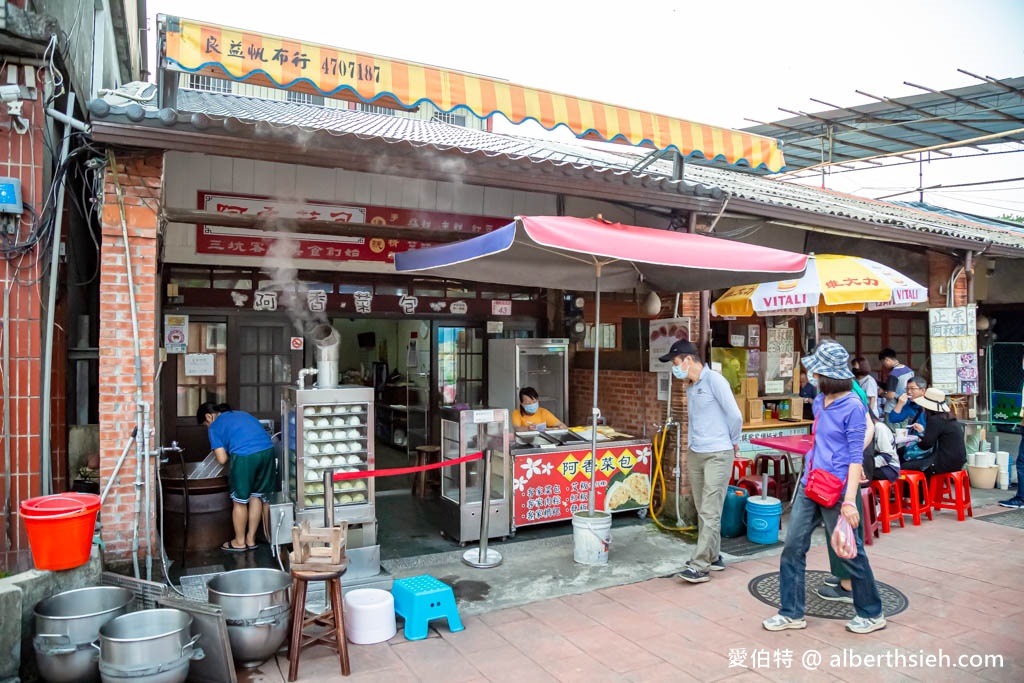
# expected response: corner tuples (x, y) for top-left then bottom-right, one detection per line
(87, 87), (1024, 254)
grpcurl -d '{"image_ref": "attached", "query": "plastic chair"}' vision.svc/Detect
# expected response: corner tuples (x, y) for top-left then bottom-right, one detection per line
(860, 485), (880, 545)
(754, 453), (795, 501)
(897, 471), (933, 525)
(929, 470), (973, 521)
(731, 458), (754, 485)
(870, 479), (904, 533)
(391, 575), (464, 641)
(736, 475), (779, 500)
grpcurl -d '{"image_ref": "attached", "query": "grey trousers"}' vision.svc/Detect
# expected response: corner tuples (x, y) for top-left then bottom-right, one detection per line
(687, 448), (734, 572)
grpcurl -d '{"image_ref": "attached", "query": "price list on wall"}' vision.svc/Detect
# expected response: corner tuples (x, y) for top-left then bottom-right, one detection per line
(928, 305), (977, 395)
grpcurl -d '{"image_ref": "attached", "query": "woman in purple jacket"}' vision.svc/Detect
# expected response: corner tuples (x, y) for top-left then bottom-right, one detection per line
(763, 342), (886, 635)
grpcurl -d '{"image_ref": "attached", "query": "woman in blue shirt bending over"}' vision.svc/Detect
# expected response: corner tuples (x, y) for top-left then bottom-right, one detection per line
(198, 402), (276, 552)
(763, 342), (886, 635)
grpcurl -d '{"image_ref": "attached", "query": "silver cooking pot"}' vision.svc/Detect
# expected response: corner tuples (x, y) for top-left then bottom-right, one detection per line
(33, 586), (135, 683)
(206, 568), (291, 667)
(96, 609), (203, 683)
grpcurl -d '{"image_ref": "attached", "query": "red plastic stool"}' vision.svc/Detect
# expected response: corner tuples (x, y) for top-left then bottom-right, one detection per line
(929, 470), (973, 521)
(897, 471), (933, 525)
(870, 479), (904, 533)
(754, 453), (795, 501)
(860, 485), (879, 545)
(731, 458), (754, 485)
(736, 476), (780, 499)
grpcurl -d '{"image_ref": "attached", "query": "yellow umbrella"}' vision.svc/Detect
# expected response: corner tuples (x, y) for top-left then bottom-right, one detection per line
(712, 254), (927, 318)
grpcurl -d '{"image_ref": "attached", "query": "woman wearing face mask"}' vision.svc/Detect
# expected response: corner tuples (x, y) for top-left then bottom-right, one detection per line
(511, 386), (567, 432)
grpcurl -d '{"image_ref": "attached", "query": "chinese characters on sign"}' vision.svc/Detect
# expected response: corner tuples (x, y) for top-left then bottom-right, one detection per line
(512, 445), (652, 527)
(929, 305), (977, 394)
(195, 192), (505, 265)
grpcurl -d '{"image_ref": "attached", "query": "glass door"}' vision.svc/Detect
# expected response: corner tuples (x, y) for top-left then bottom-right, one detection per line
(436, 325), (485, 409)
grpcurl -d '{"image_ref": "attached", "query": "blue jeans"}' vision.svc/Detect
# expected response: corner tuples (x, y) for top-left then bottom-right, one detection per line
(779, 487), (883, 620)
(1016, 436), (1024, 494)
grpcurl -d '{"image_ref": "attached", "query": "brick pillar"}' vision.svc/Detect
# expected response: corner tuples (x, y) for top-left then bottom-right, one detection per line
(98, 153), (162, 563)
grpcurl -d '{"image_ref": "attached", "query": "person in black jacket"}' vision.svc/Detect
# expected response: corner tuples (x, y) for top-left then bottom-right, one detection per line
(902, 388), (967, 476)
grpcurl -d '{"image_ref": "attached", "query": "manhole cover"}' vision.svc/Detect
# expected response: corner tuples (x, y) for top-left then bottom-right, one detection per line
(977, 509), (1024, 529)
(748, 570), (909, 619)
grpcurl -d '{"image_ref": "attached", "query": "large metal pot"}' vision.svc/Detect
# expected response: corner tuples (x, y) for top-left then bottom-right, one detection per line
(206, 568), (291, 667)
(97, 609), (203, 683)
(33, 586), (135, 683)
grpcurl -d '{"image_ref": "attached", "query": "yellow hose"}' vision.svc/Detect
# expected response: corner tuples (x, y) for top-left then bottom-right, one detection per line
(648, 424), (696, 532)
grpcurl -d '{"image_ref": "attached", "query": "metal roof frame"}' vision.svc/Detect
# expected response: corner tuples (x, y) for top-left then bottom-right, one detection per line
(742, 71), (1024, 173)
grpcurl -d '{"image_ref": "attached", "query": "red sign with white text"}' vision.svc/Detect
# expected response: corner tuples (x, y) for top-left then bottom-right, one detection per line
(194, 192), (507, 263)
(512, 444), (652, 527)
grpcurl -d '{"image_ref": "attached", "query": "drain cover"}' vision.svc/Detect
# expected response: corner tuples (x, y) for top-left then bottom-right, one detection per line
(748, 570), (909, 619)
(978, 509), (1024, 529)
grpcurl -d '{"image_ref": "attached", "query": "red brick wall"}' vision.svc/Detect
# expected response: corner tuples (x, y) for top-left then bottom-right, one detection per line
(566, 292), (706, 511)
(928, 251), (969, 307)
(0, 72), (49, 571)
(98, 152), (163, 562)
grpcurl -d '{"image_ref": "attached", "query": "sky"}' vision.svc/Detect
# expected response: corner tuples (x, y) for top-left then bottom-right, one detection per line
(144, 0), (1024, 218)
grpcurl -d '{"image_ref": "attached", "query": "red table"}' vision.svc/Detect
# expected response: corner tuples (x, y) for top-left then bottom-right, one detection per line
(749, 434), (814, 455)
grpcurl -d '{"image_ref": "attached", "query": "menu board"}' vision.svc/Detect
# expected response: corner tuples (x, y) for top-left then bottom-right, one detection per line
(928, 305), (977, 394)
(765, 326), (795, 395)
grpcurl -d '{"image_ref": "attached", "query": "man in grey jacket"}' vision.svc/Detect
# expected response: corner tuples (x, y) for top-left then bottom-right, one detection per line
(661, 340), (743, 583)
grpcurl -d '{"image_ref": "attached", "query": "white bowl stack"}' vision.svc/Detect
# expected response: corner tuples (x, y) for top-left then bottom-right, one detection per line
(996, 451), (1011, 490)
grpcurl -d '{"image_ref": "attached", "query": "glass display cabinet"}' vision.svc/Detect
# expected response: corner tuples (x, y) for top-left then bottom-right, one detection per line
(438, 407), (510, 544)
(282, 385), (375, 525)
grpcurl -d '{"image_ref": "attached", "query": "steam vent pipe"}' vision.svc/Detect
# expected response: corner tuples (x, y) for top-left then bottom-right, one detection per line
(310, 324), (341, 388)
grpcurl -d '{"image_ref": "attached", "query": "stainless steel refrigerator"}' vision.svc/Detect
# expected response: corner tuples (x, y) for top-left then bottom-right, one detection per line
(487, 338), (569, 423)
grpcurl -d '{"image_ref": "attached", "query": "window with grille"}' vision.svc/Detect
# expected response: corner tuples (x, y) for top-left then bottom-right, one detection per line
(287, 90), (324, 106)
(186, 74), (232, 93)
(432, 111), (467, 127)
(359, 103), (396, 116)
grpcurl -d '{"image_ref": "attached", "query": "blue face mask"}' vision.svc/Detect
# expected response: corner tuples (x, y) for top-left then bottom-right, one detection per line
(808, 374), (818, 387)
(522, 402), (539, 415)
(671, 364), (686, 380)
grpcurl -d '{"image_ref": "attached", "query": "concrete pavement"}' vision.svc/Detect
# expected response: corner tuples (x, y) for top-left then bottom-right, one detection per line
(240, 495), (1024, 682)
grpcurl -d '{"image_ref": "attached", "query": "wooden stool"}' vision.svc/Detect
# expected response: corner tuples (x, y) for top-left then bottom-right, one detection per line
(287, 521), (350, 681)
(412, 445), (441, 498)
(287, 567), (350, 681)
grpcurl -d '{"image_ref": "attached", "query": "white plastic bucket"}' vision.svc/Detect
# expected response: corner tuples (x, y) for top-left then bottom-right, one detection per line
(572, 511), (611, 565)
(343, 589), (396, 645)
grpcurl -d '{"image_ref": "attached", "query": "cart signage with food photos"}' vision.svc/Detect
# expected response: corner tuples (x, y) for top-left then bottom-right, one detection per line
(511, 441), (653, 528)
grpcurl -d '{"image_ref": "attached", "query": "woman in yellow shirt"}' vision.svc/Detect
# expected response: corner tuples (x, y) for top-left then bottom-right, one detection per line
(511, 386), (567, 432)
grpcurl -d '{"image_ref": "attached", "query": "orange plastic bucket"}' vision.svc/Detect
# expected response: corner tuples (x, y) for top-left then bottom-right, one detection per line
(20, 493), (100, 571)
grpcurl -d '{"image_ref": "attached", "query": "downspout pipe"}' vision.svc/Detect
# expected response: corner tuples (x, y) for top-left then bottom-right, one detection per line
(965, 251), (975, 304)
(39, 93), (76, 495)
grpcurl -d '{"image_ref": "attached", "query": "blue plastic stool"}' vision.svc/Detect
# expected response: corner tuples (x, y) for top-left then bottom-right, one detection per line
(391, 575), (464, 641)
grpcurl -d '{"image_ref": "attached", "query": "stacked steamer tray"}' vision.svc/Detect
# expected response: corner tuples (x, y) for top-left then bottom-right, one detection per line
(996, 450), (1011, 490)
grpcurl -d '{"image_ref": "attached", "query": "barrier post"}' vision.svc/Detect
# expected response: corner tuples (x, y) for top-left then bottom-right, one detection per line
(463, 449), (502, 568)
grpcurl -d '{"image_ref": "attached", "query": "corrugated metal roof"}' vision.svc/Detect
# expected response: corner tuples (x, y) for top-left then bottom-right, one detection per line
(741, 74), (1024, 171)
(86, 87), (1024, 254)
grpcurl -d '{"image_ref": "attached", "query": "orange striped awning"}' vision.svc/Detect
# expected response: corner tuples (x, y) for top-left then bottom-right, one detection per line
(162, 16), (786, 172)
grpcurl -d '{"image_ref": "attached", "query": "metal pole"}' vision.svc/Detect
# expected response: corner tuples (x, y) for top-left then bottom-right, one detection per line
(39, 92), (76, 495)
(323, 469), (335, 528)
(463, 448), (501, 568)
(588, 267), (602, 513)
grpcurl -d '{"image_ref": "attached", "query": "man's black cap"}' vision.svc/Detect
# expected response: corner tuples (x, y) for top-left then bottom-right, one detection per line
(659, 339), (698, 363)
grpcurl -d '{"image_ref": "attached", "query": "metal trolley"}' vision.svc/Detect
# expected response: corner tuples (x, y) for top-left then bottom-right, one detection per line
(438, 407), (511, 545)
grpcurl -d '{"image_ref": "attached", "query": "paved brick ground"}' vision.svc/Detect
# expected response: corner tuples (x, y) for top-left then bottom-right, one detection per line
(241, 504), (1024, 682)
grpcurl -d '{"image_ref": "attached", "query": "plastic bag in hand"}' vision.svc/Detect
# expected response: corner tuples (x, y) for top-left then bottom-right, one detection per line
(535, 423), (546, 432)
(831, 515), (858, 559)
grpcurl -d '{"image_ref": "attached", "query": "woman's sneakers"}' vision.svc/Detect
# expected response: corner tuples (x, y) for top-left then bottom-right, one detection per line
(846, 614), (887, 634)
(762, 614), (807, 631)
(816, 584), (853, 604)
(998, 496), (1024, 509)
(823, 575), (840, 587)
